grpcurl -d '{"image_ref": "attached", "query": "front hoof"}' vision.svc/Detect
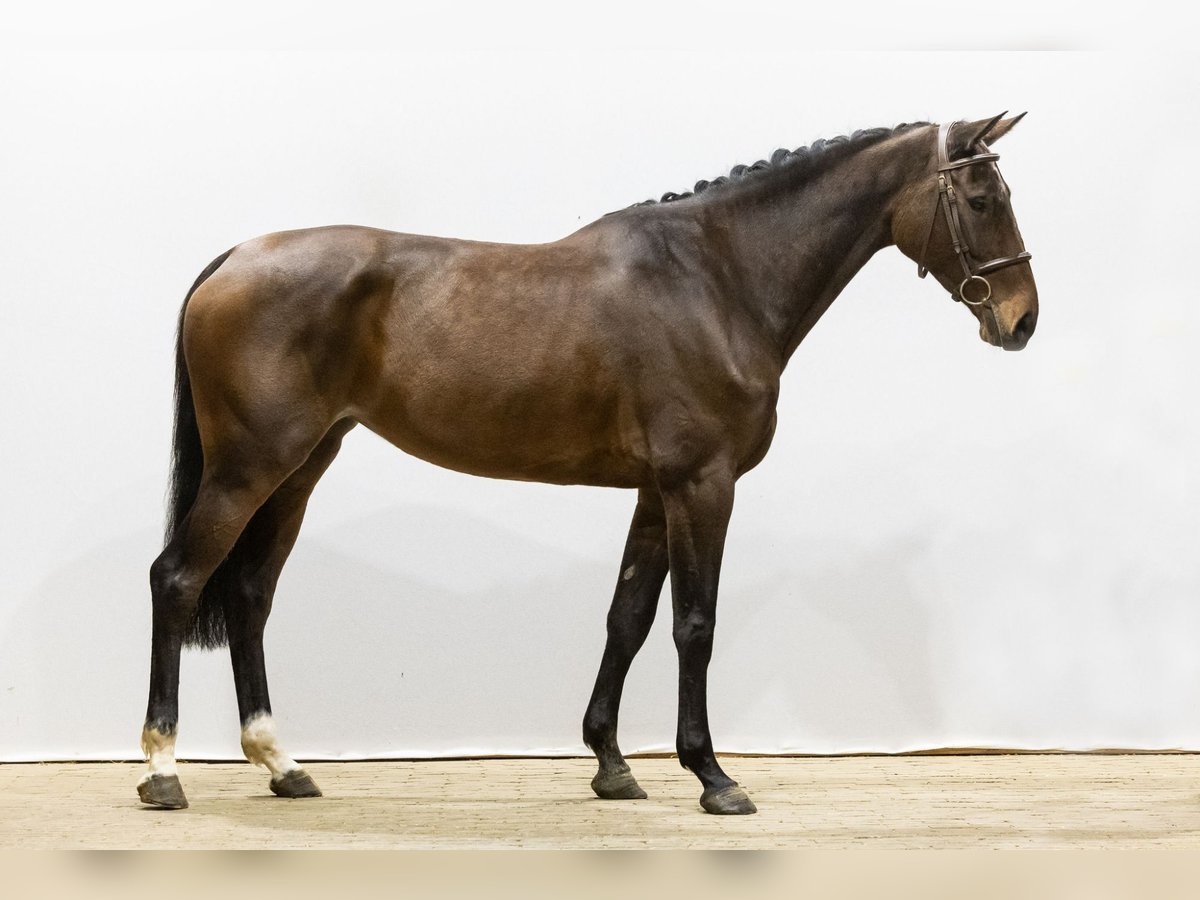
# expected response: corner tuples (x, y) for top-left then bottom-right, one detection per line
(138, 774), (188, 809)
(591, 769), (648, 800)
(270, 769), (323, 798)
(700, 784), (757, 815)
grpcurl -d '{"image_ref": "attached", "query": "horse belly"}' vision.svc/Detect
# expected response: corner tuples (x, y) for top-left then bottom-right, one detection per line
(356, 329), (648, 488)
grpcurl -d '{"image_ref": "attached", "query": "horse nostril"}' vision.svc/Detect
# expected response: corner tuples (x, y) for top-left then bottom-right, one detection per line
(1013, 311), (1036, 343)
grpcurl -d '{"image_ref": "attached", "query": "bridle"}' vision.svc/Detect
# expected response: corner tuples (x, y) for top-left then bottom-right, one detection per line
(916, 120), (1032, 311)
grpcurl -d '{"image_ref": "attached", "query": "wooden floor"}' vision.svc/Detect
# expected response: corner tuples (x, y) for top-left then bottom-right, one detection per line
(4, 755), (1200, 849)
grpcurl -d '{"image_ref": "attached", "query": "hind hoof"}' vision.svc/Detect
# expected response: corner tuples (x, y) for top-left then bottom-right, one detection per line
(591, 769), (648, 800)
(138, 774), (188, 809)
(700, 784), (757, 815)
(270, 769), (323, 798)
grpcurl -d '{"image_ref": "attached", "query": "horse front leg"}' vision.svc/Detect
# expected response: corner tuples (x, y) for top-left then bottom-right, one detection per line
(583, 489), (669, 800)
(660, 461), (756, 815)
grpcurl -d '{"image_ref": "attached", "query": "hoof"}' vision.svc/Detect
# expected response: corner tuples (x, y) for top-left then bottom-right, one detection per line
(137, 774), (188, 809)
(591, 769), (648, 800)
(270, 769), (323, 798)
(700, 784), (757, 815)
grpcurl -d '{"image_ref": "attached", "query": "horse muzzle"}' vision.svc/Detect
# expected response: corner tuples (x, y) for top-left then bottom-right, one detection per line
(1003, 308), (1037, 350)
(977, 297), (1037, 351)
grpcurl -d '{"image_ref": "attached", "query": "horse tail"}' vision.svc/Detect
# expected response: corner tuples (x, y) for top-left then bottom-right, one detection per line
(165, 247), (234, 650)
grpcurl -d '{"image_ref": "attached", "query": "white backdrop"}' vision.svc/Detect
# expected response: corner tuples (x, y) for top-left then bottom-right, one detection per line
(2, 7), (1198, 761)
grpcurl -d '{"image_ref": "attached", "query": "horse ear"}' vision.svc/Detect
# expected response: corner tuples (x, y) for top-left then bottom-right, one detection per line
(964, 111), (1026, 147)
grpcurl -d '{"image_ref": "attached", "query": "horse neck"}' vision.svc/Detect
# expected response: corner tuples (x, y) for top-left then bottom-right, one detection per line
(702, 131), (930, 363)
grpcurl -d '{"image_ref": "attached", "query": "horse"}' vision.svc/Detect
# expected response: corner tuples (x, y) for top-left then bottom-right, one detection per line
(138, 114), (1037, 815)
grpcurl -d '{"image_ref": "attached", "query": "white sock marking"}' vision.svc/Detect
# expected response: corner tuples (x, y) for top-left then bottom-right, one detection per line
(241, 713), (300, 779)
(139, 726), (178, 785)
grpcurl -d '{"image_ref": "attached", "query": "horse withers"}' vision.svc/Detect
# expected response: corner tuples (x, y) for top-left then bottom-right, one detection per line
(139, 115), (1036, 814)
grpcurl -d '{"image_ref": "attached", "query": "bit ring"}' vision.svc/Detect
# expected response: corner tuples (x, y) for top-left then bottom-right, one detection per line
(958, 275), (993, 306)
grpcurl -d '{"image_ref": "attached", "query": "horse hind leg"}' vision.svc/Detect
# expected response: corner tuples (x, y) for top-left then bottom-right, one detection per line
(140, 423), (334, 810)
(140, 468), (291, 808)
(582, 489), (669, 800)
(222, 420), (355, 799)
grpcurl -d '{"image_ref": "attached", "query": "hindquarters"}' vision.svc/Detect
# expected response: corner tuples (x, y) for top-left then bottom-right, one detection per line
(182, 231), (387, 454)
(162, 229), (394, 647)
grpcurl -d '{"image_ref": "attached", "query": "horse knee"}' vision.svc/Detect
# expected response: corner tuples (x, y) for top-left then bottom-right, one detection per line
(672, 612), (714, 652)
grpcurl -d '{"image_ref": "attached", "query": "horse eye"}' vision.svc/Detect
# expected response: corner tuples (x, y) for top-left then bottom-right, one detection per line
(968, 197), (988, 212)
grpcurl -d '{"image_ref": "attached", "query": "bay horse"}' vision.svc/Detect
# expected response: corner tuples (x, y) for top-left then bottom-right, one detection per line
(139, 114), (1037, 815)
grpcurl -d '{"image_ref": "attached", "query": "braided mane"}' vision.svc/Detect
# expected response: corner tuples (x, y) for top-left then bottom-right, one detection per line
(616, 121), (931, 212)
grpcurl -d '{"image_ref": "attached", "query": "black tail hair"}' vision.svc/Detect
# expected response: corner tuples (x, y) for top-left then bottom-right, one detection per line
(165, 248), (235, 650)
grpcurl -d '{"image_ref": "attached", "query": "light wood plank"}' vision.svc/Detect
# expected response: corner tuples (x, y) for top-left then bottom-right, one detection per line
(3, 755), (1200, 849)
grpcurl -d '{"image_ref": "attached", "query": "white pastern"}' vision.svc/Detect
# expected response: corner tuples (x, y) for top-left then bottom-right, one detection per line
(139, 726), (178, 785)
(241, 713), (300, 778)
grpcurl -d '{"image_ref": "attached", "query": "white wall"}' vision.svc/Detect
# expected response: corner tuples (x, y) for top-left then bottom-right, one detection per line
(2, 6), (1198, 760)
